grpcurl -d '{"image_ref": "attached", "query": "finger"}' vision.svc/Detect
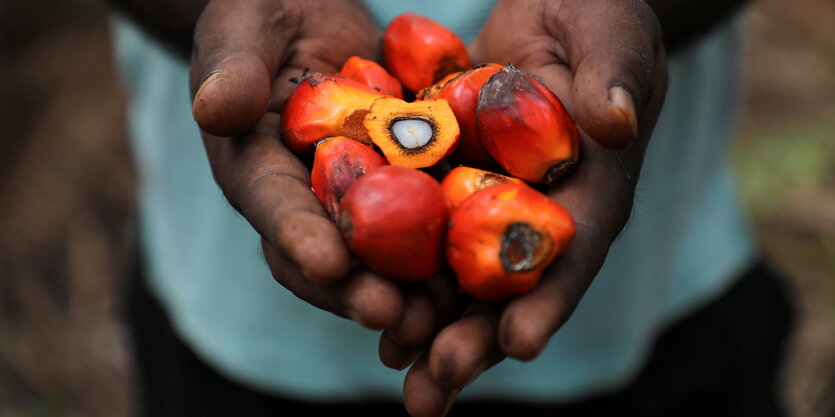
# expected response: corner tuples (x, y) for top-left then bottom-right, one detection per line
(545, 0), (667, 148)
(425, 274), (469, 329)
(263, 240), (403, 329)
(379, 275), (464, 370)
(386, 273), (470, 348)
(190, 0), (301, 136)
(341, 270), (405, 329)
(379, 331), (420, 370)
(404, 357), (458, 417)
(386, 288), (436, 347)
(428, 303), (503, 390)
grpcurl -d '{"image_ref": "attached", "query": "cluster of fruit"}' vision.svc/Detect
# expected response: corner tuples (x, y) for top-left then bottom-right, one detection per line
(281, 13), (579, 302)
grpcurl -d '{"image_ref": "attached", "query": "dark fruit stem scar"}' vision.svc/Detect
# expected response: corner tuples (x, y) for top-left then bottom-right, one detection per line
(500, 222), (552, 272)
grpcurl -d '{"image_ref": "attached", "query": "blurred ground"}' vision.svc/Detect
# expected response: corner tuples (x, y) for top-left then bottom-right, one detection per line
(0, 1), (135, 416)
(0, 0), (833, 416)
(735, 0), (835, 417)
(735, 0), (835, 415)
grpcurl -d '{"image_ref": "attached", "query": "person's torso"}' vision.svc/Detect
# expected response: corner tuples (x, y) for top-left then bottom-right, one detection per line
(113, 1), (754, 402)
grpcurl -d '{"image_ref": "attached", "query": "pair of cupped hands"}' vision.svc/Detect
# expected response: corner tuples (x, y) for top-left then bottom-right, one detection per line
(189, 0), (667, 415)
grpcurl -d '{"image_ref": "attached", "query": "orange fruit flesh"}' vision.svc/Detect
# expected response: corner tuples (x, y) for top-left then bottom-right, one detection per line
(363, 97), (459, 168)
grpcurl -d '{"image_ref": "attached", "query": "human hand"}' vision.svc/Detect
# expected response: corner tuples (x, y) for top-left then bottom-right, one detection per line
(396, 1), (669, 415)
(188, 0), (424, 331)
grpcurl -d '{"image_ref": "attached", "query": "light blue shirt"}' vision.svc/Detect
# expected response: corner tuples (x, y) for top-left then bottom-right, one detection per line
(113, 2), (754, 403)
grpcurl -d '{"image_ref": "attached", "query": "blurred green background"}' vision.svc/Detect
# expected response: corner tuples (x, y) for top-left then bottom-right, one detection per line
(1, 0), (833, 416)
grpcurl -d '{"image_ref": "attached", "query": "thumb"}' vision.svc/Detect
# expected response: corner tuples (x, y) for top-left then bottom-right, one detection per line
(189, 0), (299, 137)
(553, 0), (667, 149)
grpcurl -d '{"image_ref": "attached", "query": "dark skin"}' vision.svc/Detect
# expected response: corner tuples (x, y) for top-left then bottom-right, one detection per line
(394, 1), (668, 414)
(189, 0), (440, 336)
(107, 0), (749, 415)
(194, 0), (661, 408)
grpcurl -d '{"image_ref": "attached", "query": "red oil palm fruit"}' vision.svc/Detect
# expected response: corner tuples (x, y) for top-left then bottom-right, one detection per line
(440, 166), (524, 208)
(477, 65), (580, 184)
(338, 56), (404, 99)
(423, 63), (504, 167)
(383, 13), (472, 93)
(310, 136), (388, 222)
(340, 166), (451, 281)
(281, 71), (383, 155)
(446, 183), (575, 302)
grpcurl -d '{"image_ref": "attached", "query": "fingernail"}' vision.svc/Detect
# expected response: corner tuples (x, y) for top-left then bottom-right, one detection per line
(194, 71), (223, 102)
(609, 86), (638, 139)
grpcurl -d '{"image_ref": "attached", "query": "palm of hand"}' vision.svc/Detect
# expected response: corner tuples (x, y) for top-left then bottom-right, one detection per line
(398, 1), (668, 416)
(188, 1), (668, 416)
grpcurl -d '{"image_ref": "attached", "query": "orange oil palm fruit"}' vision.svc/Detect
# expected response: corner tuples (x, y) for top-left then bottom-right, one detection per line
(310, 136), (388, 222)
(281, 71), (383, 155)
(441, 166), (524, 208)
(383, 13), (472, 93)
(422, 63), (504, 167)
(363, 97), (459, 168)
(477, 65), (580, 184)
(415, 70), (462, 100)
(340, 166), (451, 281)
(338, 56), (404, 99)
(446, 183), (575, 302)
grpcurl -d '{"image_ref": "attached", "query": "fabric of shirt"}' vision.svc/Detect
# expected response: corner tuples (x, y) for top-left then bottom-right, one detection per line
(112, 1), (755, 403)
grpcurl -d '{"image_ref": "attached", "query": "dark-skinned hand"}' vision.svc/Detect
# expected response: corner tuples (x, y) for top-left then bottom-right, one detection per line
(188, 1), (668, 416)
(188, 0), (458, 346)
(384, 1), (669, 416)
